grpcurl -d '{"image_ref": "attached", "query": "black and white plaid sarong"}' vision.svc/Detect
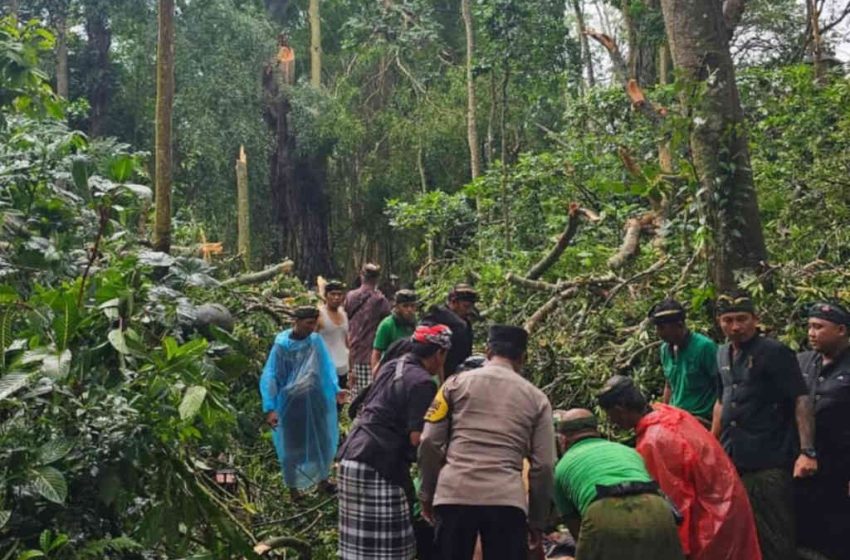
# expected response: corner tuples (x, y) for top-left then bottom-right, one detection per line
(351, 363), (372, 396)
(338, 460), (415, 560)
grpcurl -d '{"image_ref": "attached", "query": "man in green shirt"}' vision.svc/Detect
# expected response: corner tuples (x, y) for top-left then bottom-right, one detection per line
(649, 299), (718, 424)
(553, 408), (684, 560)
(370, 289), (418, 373)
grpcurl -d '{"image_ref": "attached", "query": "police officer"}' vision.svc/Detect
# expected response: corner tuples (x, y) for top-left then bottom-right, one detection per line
(796, 301), (850, 560)
(711, 290), (817, 560)
(417, 325), (555, 560)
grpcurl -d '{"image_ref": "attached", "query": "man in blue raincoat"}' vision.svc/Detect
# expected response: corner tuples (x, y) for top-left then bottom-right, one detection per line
(260, 305), (343, 497)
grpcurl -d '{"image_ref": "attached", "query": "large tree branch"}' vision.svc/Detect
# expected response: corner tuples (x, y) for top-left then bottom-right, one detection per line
(525, 203), (598, 280)
(524, 287), (580, 335)
(584, 29), (666, 124)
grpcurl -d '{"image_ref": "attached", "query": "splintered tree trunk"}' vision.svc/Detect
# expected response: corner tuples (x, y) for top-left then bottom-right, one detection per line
(659, 0), (767, 290)
(152, 0), (175, 254)
(263, 43), (334, 281)
(309, 0), (321, 88)
(84, 1), (112, 137)
(55, 12), (69, 99)
(461, 0), (480, 179)
(235, 146), (251, 269)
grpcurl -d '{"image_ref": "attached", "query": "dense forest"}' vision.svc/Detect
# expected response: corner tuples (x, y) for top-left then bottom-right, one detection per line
(1, 0), (850, 557)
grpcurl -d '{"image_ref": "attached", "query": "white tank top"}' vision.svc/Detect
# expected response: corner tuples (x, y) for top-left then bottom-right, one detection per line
(318, 306), (349, 370)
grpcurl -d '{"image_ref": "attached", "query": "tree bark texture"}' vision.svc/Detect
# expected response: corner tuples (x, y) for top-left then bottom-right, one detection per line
(84, 1), (112, 137)
(309, 0), (321, 88)
(152, 0), (175, 254)
(235, 146), (251, 269)
(55, 12), (69, 99)
(659, 0), (768, 290)
(263, 45), (335, 282)
(461, 0), (481, 179)
(571, 0), (595, 89)
(623, 0), (661, 86)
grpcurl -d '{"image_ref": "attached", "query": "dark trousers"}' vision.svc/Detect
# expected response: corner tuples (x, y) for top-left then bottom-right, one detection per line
(796, 473), (850, 560)
(740, 468), (796, 560)
(435, 504), (527, 560)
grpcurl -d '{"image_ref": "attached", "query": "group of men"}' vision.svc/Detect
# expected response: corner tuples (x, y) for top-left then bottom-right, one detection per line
(258, 268), (850, 560)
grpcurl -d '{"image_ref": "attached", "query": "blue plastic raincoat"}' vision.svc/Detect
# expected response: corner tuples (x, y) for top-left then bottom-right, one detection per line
(260, 330), (340, 489)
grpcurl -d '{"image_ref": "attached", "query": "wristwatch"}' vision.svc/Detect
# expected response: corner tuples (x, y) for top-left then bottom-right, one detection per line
(801, 447), (818, 459)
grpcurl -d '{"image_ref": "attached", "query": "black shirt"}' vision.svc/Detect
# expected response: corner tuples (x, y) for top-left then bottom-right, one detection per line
(797, 348), (850, 477)
(422, 304), (473, 376)
(338, 355), (437, 486)
(717, 335), (808, 471)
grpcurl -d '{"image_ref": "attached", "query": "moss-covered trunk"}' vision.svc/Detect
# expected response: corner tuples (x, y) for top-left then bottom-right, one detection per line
(660, 0), (767, 289)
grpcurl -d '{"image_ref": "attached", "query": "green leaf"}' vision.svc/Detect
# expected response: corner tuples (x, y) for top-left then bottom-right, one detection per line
(31, 466), (67, 504)
(17, 550), (46, 560)
(71, 156), (90, 191)
(0, 373), (29, 400)
(39, 530), (51, 554)
(108, 154), (135, 182)
(1, 306), (14, 370)
(108, 329), (129, 354)
(178, 386), (207, 421)
(118, 183), (152, 201)
(0, 510), (10, 529)
(38, 439), (74, 465)
(164, 337), (178, 360)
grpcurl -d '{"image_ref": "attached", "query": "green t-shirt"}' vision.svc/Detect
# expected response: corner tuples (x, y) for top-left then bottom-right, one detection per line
(553, 438), (652, 518)
(660, 331), (718, 420)
(373, 314), (414, 353)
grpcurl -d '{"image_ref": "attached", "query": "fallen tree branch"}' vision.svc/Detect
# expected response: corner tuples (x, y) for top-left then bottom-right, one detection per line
(525, 203), (598, 280)
(222, 260), (294, 287)
(506, 273), (561, 291)
(616, 340), (662, 370)
(608, 213), (657, 269)
(524, 287), (580, 335)
(254, 536), (312, 558)
(602, 257), (669, 309)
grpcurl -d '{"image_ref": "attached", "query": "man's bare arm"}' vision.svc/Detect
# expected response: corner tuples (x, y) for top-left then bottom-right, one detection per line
(710, 400), (722, 439)
(793, 394), (818, 478)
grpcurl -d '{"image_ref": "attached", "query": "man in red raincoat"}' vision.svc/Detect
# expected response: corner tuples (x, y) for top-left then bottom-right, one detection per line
(599, 375), (762, 560)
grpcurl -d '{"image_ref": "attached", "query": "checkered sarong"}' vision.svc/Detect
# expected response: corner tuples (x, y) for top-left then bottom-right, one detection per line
(338, 460), (415, 560)
(351, 363), (372, 397)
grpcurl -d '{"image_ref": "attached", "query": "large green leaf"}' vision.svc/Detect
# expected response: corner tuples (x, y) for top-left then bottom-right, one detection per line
(31, 466), (67, 504)
(179, 386), (207, 421)
(0, 372), (28, 400)
(108, 154), (135, 182)
(38, 439), (74, 465)
(108, 329), (129, 354)
(0, 305), (14, 370)
(17, 550), (46, 560)
(41, 349), (72, 379)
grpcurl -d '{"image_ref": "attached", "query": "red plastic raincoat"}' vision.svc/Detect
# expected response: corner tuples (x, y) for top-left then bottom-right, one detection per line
(635, 404), (762, 560)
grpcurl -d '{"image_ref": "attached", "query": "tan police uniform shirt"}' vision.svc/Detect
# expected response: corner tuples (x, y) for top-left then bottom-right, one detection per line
(417, 362), (556, 529)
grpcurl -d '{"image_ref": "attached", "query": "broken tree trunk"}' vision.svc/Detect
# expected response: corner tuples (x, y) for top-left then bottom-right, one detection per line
(263, 36), (335, 281)
(222, 261), (294, 287)
(608, 212), (658, 269)
(235, 145), (251, 269)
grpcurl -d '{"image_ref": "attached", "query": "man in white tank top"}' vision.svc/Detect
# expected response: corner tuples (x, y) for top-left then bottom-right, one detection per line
(318, 280), (350, 390)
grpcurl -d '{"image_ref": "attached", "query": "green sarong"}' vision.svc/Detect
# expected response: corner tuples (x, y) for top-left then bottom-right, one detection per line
(575, 493), (684, 560)
(741, 468), (796, 560)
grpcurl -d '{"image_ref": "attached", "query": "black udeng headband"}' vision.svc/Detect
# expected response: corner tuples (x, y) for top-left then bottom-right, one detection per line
(808, 302), (850, 327)
(555, 416), (598, 434)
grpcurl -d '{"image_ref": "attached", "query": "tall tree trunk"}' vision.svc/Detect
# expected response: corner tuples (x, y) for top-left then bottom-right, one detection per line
(263, 41), (334, 281)
(461, 0), (480, 179)
(571, 0), (595, 89)
(152, 0), (175, 254)
(236, 146), (251, 270)
(309, 0), (321, 88)
(659, 0), (767, 290)
(623, 0), (660, 86)
(808, 0), (825, 84)
(84, 1), (112, 137)
(55, 12), (69, 99)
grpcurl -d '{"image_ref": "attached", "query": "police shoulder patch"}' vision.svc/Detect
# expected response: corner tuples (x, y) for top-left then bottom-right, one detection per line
(424, 387), (449, 423)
